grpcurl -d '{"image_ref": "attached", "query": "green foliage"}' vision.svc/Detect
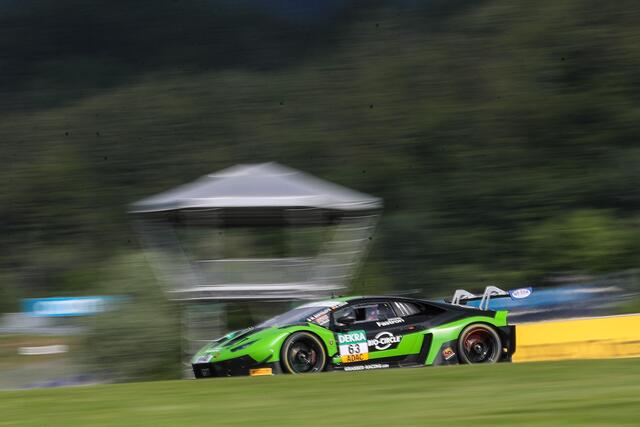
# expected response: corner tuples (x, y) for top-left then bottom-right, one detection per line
(0, 273), (22, 313)
(77, 253), (181, 382)
(1, 0), (640, 303)
(523, 210), (638, 275)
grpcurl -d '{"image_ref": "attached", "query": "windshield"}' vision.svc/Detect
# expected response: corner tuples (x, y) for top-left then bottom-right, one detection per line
(256, 300), (346, 328)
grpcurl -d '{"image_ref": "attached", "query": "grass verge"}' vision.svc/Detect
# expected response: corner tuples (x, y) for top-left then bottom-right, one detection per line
(1, 358), (639, 427)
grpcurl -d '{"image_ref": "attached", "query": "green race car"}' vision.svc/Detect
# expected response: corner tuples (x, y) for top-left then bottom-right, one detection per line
(192, 287), (523, 377)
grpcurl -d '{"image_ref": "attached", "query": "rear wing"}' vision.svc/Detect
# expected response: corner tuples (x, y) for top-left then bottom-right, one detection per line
(450, 286), (532, 311)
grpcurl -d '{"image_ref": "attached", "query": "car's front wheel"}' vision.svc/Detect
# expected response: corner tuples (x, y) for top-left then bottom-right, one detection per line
(458, 324), (502, 364)
(280, 332), (326, 374)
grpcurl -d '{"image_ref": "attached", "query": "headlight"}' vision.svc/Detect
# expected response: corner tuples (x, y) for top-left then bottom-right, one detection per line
(194, 354), (212, 364)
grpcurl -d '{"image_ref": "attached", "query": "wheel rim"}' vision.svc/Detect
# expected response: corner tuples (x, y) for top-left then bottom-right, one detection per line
(287, 337), (322, 373)
(462, 328), (498, 363)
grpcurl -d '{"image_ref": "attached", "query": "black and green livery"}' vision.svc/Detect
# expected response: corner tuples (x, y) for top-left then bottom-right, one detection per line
(192, 291), (518, 378)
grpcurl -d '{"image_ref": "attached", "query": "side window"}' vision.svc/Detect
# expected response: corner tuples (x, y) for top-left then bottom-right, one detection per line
(392, 301), (421, 317)
(392, 301), (445, 317)
(334, 303), (395, 325)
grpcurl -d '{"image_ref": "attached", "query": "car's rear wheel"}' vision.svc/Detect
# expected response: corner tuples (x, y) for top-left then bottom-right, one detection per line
(280, 332), (326, 374)
(458, 324), (502, 364)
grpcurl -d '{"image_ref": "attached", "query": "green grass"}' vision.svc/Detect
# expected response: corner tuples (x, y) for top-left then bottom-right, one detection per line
(1, 359), (639, 427)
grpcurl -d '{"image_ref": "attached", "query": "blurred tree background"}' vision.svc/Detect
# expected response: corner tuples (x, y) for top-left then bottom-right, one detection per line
(1, 0), (640, 308)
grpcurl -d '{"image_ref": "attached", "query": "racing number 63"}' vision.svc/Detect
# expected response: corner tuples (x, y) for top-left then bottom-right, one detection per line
(338, 330), (369, 363)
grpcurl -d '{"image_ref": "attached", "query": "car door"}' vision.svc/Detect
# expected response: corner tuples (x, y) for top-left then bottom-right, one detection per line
(332, 300), (419, 365)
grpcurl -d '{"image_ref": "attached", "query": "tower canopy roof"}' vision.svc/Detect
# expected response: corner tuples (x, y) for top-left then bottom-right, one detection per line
(129, 162), (382, 214)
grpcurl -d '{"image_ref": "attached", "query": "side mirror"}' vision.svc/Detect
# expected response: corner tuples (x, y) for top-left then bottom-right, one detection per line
(337, 314), (356, 325)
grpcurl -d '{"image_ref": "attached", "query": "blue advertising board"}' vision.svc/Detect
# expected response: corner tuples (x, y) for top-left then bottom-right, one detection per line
(22, 296), (117, 317)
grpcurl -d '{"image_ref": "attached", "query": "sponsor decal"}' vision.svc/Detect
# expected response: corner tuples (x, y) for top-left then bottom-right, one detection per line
(344, 363), (390, 372)
(368, 331), (402, 351)
(306, 308), (329, 322)
(442, 347), (455, 360)
(341, 353), (369, 363)
(22, 296), (119, 317)
(200, 368), (211, 377)
(338, 331), (367, 344)
(249, 368), (273, 376)
(376, 317), (404, 327)
(509, 287), (533, 300)
(306, 302), (349, 325)
(300, 300), (347, 309)
(18, 345), (68, 356)
(308, 312), (330, 326)
(337, 330), (369, 363)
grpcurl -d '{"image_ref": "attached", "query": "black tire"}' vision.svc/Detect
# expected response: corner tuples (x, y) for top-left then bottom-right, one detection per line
(280, 332), (326, 374)
(457, 324), (502, 364)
